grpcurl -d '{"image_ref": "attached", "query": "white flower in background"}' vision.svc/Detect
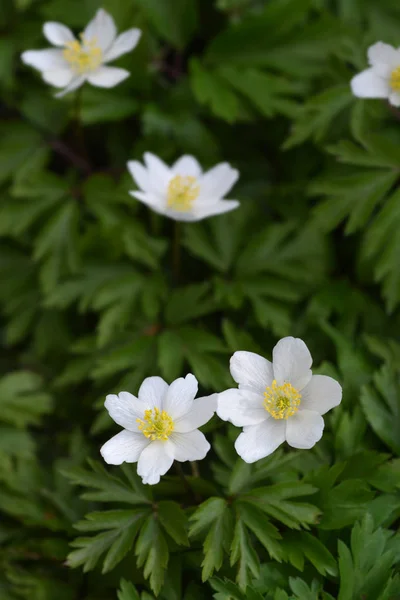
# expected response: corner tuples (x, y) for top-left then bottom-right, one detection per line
(351, 42), (400, 107)
(217, 337), (342, 463)
(21, 9), (141, 97)
(127, 153), (240, 222)
(100, 374), (216, 485)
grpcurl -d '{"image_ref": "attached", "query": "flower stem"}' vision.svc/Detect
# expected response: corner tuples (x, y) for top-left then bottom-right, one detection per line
(191, 461), (200, 477)
(73, 87), (88, 162)
(175, 463), (200, 503)
(172, 221), (181, 282)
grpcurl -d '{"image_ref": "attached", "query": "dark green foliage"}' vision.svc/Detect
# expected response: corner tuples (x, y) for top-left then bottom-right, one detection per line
(1, 0), (400, 598)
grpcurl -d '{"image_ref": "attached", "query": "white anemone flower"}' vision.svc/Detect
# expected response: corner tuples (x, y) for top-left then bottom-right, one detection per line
(217, 337), (342, 463)
(21, 9), (141, 98)
(100, 374), (216, 485)
(127, 153), (240, 222)
(351, 42), (400, 107)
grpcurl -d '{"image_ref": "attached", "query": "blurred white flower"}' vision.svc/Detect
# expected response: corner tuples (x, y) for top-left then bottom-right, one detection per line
(351, 42), (400, 107)
(127, 153), (240, 222)
(100, 374), (216, 485)
(21, 9), (141, 97)
(217, 337), (342, 463)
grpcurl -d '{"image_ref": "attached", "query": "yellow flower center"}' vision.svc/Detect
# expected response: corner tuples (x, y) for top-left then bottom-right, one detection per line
(390, 66), (400, 92)
(136, 407), (174, 441)
(63, 35), (102, 75)
(167, 175), (200, 212)
(263, 380), (301, 420)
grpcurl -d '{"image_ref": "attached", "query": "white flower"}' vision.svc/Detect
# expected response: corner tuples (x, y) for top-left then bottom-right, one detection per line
(217, 337), (342, 463)
(21, 9), (141, 98)
(350, 42), (400, 107)
(127, 153), (240, 222)
(100, 374), (216, 485)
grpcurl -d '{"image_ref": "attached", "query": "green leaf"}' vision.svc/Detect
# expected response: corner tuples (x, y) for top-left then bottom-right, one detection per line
(230, 518), (260, 589)
(242, 482), (320, 529)
(0, 427), (34, 459)
(165, 283), (218, 325)
(137, 0), (198, 49)
(190, 59), (248, 123)
(284, 85), (352, 148)
(62, 460), (152, 505)
(0, 372), (52, 428)
(81, 88), (138, 124)
(311, 169), (397, 235)
(283, 531), (338, 577)
(0, 122), (46, 185)
(34, 201), (80, 293)
(219, 66), (297, 118)
(338, 541), (355, 600)
(360, 365), (400, 455)
(135, 515), (169, 595)
(237, 500), (283, 562)
(157, 501), (189, 546)
(289, 577), (319, 600)
(189, 498), (233, 581)
(117, 580), (140, 600)
(68, 509), (147, 573)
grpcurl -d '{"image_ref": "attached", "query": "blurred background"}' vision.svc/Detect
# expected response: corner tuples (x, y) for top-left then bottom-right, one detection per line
(1, 0), (400, 599)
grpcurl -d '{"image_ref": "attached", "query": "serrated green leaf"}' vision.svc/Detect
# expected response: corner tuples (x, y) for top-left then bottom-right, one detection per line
(158, 501), (189, 546)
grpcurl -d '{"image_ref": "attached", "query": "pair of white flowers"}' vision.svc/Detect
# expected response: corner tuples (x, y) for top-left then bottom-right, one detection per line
(22, 10), (400, 111)
(101, 337), (342, 485)
(21, 10), (240, 222)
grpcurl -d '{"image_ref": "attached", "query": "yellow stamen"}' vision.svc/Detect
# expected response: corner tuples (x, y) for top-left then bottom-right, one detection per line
(390, 66), (400, 92)
(263, 380), (301, 420)
(136, 407), (174, 441)
(63, 34), (102, 75)
(167, 175), (200, 212)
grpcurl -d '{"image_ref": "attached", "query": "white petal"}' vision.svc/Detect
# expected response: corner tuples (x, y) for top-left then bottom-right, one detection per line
(194, 200), (240, 220)
(129, 191), (163, 210)
(163, 374), (198, 420)
(230, 350), (274, 394)
(389, 91), (400, 107)
(87, 66), (130, 88)
(162, 208), (200, 222)
(300, 375), (342, 416)
(104, 28), (142, 62)
(43, 22), (75, 46)
(42, 68), (74, 88)
(137, 440), (174, 485)
(143, 153), (171, 189)
(172, 155), (202, 178)
(84, 8), (117, 52)
(285, 410), (324, 450)
(138, 376), (168, 409)
(21, 49), (66, 72)
(368, 42), (400, 76)
(169, 430), (210, 461)
(350, 69), (390, 99)
(235, 419), (285, 463)
(100, 429), (149, 465)
(217, 388), (266, 427)
(272, 336), (312, 390)
(174, 394), (217, 432)
(104, 391), (147, 431)
(54, 75), (85, 98)
(127, 160), (150, 191)
(199, 163), (239, 199)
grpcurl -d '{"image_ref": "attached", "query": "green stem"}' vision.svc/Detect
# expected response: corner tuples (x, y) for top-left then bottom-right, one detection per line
(175, 463), (200, 503)
(73, 87), (88, 162)
(172, 221), (181, 282)
(190, 461), (200, 477)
